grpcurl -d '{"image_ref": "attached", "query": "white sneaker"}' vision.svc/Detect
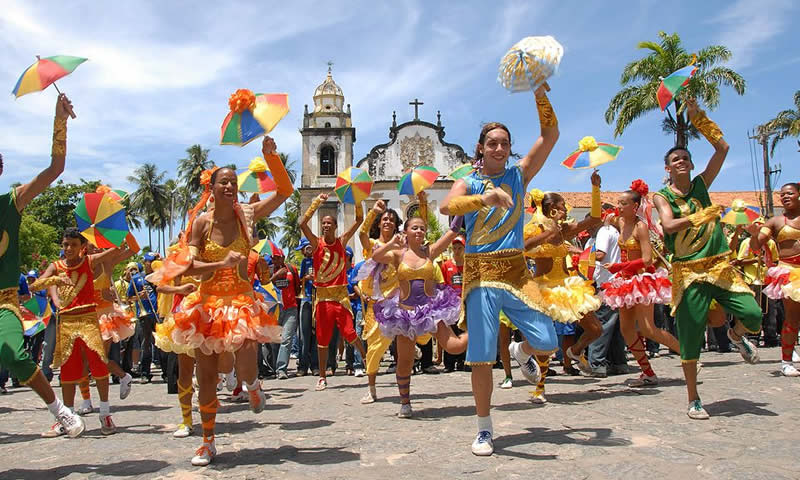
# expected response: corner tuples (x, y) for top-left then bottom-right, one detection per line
(230, 390), (249, 402)
(248, 383), (266, 414)
(793, 350), (800, 363)
(173, 423), (193, 438)
(191, 442), (216, 466)
(77, 401), (93, 416)
(626, 373), (658, 387)
(728, 330), (759, 364)
(687, 399), (710, 420)
(508, 341), (541, 385)
(100, 414), (117, 435)
(225, 370), (236, 392)
(566, 346), (592, 375)
(360, 389), (377, 404)
(56, 409), (85, 438)
(41, 422), (66, 438)
(781, 362), (800, 377)
(119, 373), (133, 400)
(499, 377), (513, 389)
(398, 404), (413, 418)
(471, 431), (494, 456)
(354, 369), (365, 378)
(216, 377), (224, 391)
(530, 390), (547, 404)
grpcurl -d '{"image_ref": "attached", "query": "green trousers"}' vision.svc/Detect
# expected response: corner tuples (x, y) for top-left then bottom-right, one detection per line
(675, 282), (762, 361)
(0, 308), (39, 383)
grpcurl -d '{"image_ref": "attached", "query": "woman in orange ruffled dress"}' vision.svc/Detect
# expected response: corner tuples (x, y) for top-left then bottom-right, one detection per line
(600, 180), (678, 387)
(149, 136), (291, 466)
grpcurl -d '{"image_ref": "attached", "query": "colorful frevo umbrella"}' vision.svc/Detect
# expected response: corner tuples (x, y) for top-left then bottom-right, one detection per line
(221, 89), (289, 146)
(21, 296), (51, 336)
(498, 36), (563, 93)
(657, 63), (698, 111)
(255, 281), (280, 315)
(448, 164), (475, 180)
(95, 185), (128, 203)
(562, 136), (623, 170)
(721, 199), (762, 225)
(238, 157), (277, 194)
(12, 55), (86, 118)
(334, 167), (373, 204)
(74, 193), (130, 248)
(254, 238), (284, 257)
(398, 166), (440, 196)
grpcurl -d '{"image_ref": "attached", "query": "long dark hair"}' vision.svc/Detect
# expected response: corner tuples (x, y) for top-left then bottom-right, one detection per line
(369, 208), (401, 239)
(474, 122), (516, 164)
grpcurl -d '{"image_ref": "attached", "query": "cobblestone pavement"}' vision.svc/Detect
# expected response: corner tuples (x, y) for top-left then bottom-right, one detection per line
(1, 347), (799, 479)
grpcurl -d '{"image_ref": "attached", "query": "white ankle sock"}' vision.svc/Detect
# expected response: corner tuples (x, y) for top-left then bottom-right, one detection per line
(46, 398), (66, 416)
(246, 379), (260, 391)
(99, 401), (110, 416)
(477, 415), (493, 436)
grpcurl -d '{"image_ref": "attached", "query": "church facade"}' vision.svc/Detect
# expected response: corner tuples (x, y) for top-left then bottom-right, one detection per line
(299, 68), (472, 262)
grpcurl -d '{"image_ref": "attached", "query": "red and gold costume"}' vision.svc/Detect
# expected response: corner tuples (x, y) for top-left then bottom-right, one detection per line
(53, 257), (109, 383)
(172, 219), (280, 355)
(599, 230), (672, 309)
(313, 237), (356, 347)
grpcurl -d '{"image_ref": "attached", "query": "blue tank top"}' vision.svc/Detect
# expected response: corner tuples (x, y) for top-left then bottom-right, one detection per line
(463, 165), (525, 254)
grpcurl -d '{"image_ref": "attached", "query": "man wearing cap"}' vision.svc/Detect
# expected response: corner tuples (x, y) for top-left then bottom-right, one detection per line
(126, 253), (160, 383)
(296, 239), (319, 376)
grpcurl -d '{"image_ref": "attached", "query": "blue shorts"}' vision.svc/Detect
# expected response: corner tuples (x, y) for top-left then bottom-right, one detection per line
(465, 287), (558, 365)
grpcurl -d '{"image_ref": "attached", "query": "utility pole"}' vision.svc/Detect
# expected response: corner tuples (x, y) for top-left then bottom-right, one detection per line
(750, 128), (780, 217)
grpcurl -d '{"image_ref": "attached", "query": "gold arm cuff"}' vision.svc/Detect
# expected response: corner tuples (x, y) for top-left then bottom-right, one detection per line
(303, 198), (323, 221)
(52, 116), (67, 157)
(759, 226), (772, 237)
(690, 109), (724, 145)
(591, 184), (601, 218)
(687, 204), (723, 227)
(535, 94), (558, 127)
(360, 209), (377, 235)
(447, 195), (484, 215)
(29, 275), (68, 292)
(0, 288), (23, 321)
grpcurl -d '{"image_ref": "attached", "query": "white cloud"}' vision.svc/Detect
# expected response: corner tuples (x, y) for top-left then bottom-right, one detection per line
(712, 0), (795, 69)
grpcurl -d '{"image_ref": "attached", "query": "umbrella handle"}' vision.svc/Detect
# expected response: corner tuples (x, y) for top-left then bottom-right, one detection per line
(52, 83), (76, 119)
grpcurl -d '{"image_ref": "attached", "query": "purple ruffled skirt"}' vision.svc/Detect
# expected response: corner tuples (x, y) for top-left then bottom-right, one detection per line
(373, 285), (461, 339)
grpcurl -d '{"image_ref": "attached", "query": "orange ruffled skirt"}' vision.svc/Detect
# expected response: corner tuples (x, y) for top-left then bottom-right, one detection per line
(97, 304), (135, 343)
(172, 287), (281, 356)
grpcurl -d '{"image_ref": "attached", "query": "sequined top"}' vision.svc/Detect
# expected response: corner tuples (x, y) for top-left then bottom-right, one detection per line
(313, 237), (348, 288)
(397, 256), (437, 305)
(776, 222), (800, 243)
(199, 220), (251, 296)
(463, 165), (525, 254)
(54, 256), (97, 314)
(617, 234), (641, 252)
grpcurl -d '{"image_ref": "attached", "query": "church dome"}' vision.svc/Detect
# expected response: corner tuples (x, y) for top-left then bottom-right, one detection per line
(313, 67), (344, 113)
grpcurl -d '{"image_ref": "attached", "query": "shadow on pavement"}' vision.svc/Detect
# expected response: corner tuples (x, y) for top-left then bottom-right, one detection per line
(213, 445), (359, 467)
(112, 403), (172, 413)
(704, 398), (777, 417)
(495, 426), (631, 459)
(1, 459), (170, 479)
(0, 431), (44, 444)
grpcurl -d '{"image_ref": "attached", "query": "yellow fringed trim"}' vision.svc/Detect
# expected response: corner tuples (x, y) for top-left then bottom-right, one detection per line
(670, 252), (752, 315)
(536, 94), (557, 127)
(690, 109), (724, 145)
(447, 195), (484, 215)
(54, 310), (108, 368)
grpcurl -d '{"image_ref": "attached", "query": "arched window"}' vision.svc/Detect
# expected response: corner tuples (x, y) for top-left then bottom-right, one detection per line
(320, 145), (336, 176)
(324, 122), (331, 128)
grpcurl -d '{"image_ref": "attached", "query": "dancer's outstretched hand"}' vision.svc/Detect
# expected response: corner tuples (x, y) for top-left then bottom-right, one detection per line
(372, 199), (386, 215)
(262, 136), (277, 156)
(55, 93), (73, 120)
(591, 170), (601, 187)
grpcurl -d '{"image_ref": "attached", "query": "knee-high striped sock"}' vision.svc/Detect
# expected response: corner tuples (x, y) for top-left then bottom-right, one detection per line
(781, 323), (799, 362)
(178, 380), (194, 427)
(198, 398), (218, 445)
(396, 374), (411, 405)
(629, 336), (656, 377)
(79, 377), (91, 401)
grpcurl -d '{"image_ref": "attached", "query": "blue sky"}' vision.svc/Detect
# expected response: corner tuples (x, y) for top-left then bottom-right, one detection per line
(1, 1), (798, 237)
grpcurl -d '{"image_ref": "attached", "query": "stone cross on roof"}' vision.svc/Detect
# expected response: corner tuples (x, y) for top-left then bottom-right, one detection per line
(409, 98), (423, 120)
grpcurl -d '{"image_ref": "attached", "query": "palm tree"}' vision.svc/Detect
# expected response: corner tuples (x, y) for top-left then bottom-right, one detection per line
(764, 90), (800, 155)
(605, 31), (746, 148)
(279, 190), (302, 250)
(163, 178), (179, 243)
(128, 163), (168, 252)
(177, 145), (213, 228)
(279, 153), (297, 184)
